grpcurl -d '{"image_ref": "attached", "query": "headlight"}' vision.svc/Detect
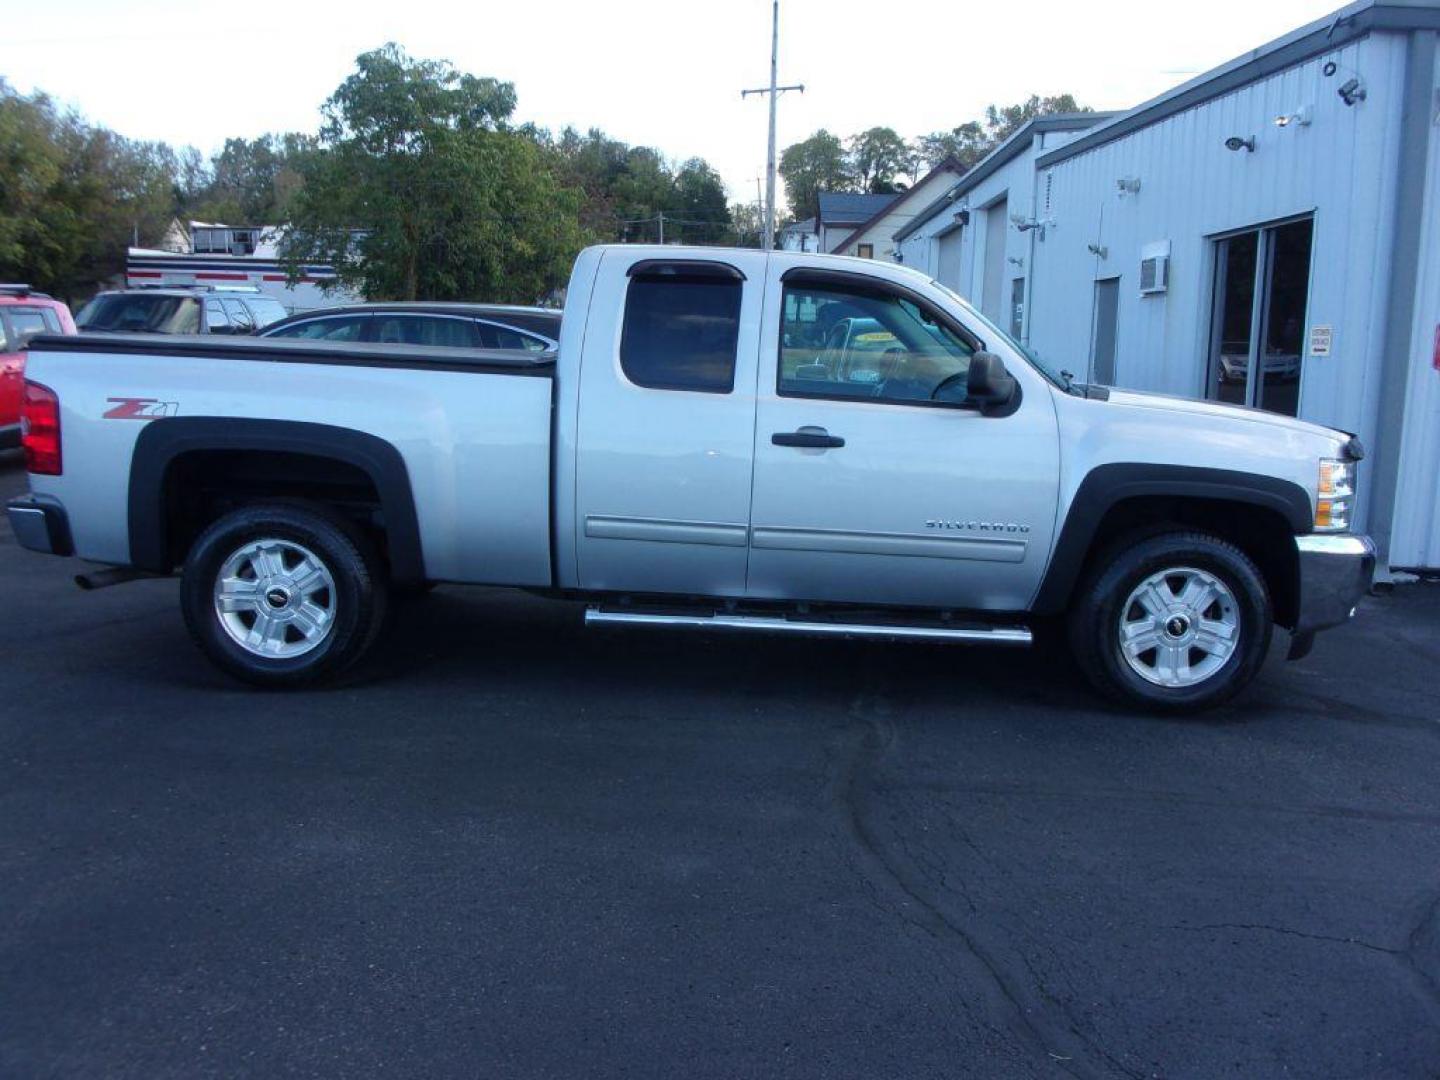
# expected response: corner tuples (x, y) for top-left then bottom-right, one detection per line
(1315, 458), (1355, 531)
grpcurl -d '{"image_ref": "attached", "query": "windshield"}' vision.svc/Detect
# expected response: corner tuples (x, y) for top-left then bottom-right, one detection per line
(928, 278), (1074, 391)
(76, 294), (201, 334)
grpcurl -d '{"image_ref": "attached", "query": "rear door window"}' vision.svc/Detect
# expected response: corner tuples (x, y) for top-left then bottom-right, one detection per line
(372, 315), (480, 348)
(266, 315), (371, 341)
(619, 270), (741, 393)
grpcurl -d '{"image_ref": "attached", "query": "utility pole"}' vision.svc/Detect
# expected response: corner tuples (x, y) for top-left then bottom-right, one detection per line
(656, 211), (665, 245)
(742, 0), (803, 251)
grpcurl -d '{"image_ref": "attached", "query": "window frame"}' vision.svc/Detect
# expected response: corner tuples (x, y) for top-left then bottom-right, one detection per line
(776, 268), (988, 412)
(619, 263), (744, 395)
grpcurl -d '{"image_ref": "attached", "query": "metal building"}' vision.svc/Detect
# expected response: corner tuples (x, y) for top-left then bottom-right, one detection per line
(894, 0), (1440, 574)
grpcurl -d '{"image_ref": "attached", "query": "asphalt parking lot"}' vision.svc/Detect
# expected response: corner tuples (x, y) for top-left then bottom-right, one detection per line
(2, 452), (1438, 1079)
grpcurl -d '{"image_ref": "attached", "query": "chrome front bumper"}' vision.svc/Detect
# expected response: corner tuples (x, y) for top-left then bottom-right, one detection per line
(1288, 533), (1375, 658)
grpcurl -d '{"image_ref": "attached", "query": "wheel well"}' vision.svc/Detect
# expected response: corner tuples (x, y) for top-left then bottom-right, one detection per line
(1078, 496), (1300, 628)
(160, 450), (385, 569)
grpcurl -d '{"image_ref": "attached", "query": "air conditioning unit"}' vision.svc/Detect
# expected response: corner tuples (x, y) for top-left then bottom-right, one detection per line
(1140, 240), (1171, 296)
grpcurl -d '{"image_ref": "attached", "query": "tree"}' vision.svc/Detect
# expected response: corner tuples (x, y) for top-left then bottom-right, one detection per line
(778, 129), (853, 221)
(913, 95), (1091, 176)
(282, 44), (585, 303)
(984, 93), (1087, 144)
(847, 126), (910, 194)
(190, 133), (313, 224)
(670, 158), (731, 245)
(0, 80), (185, 299)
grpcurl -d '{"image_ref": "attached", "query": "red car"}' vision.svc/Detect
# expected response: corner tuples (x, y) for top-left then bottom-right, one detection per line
(1, 285), (76, 448)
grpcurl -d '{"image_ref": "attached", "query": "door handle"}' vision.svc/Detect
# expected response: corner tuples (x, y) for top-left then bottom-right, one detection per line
(772, 426), (844, 449)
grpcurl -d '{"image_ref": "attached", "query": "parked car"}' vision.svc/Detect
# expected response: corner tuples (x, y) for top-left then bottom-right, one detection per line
(75, 287), (289, 336)
(260, 303), (560, 352)
(8, 246), (1373, 711)
(0, 285), (76, 448)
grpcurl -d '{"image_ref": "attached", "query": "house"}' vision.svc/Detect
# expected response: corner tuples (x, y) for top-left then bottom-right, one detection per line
(778, 217), (819, 252)
(826, 157), (969, 259)
(892, 0), (1440, 575)
(814, 192), (900, 256)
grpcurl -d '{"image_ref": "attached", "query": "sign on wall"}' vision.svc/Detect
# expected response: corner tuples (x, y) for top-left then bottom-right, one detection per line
(1308, 325), (1333, 357)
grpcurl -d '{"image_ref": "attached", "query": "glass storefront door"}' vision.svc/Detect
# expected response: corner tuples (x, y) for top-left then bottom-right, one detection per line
(1206, 217), (1313, 417)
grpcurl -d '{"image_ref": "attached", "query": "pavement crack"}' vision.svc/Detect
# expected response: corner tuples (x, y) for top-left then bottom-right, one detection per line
(830, 683), (1139, 1080)
(1169, 923), (1398, 955)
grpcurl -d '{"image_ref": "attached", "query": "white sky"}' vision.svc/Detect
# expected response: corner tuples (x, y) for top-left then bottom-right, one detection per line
(2, 0), (1342, 207)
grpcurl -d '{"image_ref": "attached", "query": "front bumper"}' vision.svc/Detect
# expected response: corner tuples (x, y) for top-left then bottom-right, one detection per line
(1287, 533), (1375, 658)
(6, 495), (73, 556)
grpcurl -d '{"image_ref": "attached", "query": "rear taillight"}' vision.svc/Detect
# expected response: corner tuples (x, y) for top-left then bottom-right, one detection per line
(21, 380), (61, 475)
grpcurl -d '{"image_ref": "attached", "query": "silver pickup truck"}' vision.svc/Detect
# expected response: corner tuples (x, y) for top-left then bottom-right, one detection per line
(8, 246), (1374, 710)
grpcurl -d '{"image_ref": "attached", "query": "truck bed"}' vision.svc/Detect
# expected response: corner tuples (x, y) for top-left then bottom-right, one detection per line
(22, 333), (557, 586)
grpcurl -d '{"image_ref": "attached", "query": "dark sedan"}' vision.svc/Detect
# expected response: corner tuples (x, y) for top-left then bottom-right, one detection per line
(260, 303), (561, 352)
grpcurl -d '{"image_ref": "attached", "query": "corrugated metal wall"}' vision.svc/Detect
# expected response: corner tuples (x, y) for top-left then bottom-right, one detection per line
(1025, 33), (1410, 535)
(1388, 40), (1440, 569)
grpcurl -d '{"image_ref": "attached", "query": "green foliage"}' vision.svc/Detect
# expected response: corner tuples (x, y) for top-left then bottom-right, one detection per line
(189, 134), (314, 224)
(0, 80), (182, 299)
(778, 129), (852, 222)
(847, 127), (911, 194)
(549, 128), (733, 245)
(784, 95), (1092, 219)
(282, 43), (585, 302)
(916, 95), (1091, 173)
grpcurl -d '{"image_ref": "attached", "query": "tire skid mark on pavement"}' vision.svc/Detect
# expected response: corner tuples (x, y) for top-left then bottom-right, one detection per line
(826, 668), (1142, 1080)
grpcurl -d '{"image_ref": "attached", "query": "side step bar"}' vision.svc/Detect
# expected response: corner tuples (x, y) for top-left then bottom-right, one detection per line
(584, 607), (1032, 646)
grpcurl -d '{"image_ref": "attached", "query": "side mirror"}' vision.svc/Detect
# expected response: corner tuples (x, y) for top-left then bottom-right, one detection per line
(967, 351), (1018, 413)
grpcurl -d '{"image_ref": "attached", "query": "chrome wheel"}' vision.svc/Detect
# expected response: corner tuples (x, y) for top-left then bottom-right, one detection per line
(1117, 566), (1240, 688)
(213, 538), (336, 659)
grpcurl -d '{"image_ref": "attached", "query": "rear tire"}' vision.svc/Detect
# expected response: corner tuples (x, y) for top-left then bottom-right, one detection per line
(1068, 530), (1272, 712)
(181, 502), (388, 688)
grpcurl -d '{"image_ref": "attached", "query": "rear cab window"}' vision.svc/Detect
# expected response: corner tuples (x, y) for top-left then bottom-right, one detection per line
(620, 264), (742, 393)
(77, 294), (202, 334)
(2, 306), (61, 350)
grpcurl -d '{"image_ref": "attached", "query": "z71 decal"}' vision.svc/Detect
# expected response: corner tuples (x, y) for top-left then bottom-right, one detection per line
(103, 398), (179, 420)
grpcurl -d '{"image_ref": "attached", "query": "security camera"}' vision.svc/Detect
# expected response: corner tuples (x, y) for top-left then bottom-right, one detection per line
(1224, 136), (1256, 153)
(1338, 78), (1366, 106)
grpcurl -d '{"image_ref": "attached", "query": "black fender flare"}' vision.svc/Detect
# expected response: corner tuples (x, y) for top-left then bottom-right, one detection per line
(128, 417), (424, 583)
(1030, 463), (1311, 614)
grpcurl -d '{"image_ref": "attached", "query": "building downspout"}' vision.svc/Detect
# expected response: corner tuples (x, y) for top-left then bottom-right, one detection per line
(1366, 28), (1436, 574)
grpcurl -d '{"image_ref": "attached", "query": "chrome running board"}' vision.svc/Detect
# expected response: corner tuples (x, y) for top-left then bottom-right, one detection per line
(583, 607), (1032, 646)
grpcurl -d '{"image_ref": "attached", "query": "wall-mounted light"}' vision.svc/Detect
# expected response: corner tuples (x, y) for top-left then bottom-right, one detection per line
(1115, 177), (1141, 196)
(1087, 243), (1108, 258)
(954, 209), (970, 227)
(1338, 78), (1366, 106)
(1224, 135), (1256, 153)
(1274, 106), (1312, 127)
(1007, 256), (1025, 268)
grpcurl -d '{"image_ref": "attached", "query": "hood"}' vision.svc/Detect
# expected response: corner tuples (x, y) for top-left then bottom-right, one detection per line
(1102, 387), (1348, 443)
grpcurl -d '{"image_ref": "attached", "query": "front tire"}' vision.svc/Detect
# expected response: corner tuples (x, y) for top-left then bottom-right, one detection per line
(181, 502), (388, 688)
(1068, 530), (1272, 712)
